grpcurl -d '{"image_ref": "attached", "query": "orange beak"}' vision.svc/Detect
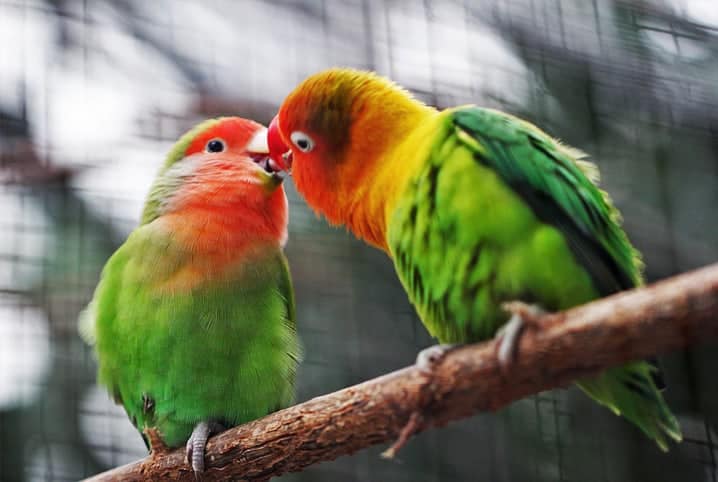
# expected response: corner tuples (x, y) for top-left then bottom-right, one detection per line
(268, 115), (293, 173)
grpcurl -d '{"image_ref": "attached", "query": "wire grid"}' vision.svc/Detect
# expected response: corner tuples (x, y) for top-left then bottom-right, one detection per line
(1, 0), (717, 481)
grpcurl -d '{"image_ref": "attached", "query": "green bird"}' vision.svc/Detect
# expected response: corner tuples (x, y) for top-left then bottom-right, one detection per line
(80, 117), (301, 473)
(266, 68), (681, 450)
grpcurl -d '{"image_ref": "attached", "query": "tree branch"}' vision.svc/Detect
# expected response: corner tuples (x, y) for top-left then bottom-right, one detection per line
(85, 263), (718, 481)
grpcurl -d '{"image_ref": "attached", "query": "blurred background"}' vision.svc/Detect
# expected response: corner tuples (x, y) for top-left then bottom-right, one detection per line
(1, 0), (717, 480)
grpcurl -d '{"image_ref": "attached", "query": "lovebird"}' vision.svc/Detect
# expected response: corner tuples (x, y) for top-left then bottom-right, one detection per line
(266, 68), (681, 450)
(80, 117), (301, 473)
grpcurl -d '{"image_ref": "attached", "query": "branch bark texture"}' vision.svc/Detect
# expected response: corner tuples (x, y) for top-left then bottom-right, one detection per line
(85, 263), (718, 481)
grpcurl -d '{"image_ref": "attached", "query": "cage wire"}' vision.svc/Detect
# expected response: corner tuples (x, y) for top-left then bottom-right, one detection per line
(1, 0), (717, 481)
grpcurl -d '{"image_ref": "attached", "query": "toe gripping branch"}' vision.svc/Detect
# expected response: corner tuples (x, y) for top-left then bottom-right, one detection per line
(381, 345), (457, 459)
(187, 421), (229, 477)
(382, 302), (548, 458)
(496, 301), (547, 370)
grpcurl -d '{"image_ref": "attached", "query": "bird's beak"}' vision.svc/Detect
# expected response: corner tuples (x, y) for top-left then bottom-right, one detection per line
(268, 115), (293, 173)
(247, 127), (269, 155)
(248, 126), (284, 181)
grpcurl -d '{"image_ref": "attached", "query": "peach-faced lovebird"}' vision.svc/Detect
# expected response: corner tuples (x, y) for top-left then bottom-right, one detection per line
(80, 117), (301, 474)
(267, 68), (681, 450)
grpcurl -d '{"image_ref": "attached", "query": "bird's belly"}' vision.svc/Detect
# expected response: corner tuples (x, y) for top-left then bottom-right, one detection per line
(103, 283), (296, 447)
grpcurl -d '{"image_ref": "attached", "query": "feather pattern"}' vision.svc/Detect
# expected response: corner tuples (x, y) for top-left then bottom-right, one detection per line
(387, 106), (679, 449)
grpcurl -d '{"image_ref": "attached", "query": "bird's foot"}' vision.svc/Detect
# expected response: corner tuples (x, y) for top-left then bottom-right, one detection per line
(144, 427), (170, 456)
(415, 344), (458, 375)
(186, 421), (226, 477)
(496, 301), (546, 370)
(381, 344), (460, 459)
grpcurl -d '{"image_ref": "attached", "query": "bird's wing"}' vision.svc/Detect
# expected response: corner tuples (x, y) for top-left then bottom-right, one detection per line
(450, 106), (641, 295)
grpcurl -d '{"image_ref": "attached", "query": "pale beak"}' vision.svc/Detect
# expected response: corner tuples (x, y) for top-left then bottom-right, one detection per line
(247, 126), (284, 180)
(247, 127), (269, 155)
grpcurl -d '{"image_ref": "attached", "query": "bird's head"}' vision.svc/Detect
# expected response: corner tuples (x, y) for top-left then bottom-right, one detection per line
(142, 117), (287, 232)
(267, 68), (429, 226)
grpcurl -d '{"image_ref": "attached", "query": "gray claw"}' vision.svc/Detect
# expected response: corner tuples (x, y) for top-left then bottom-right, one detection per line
(185, 421), (227, 476)
(496, 314), (525, 366)
(186, 421), (210, 475)
(416, 344), (457, 374)
(496, 302), (546, 367)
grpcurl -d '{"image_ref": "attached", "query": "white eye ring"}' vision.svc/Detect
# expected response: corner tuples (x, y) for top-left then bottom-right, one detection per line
(290, 131), (315, 153)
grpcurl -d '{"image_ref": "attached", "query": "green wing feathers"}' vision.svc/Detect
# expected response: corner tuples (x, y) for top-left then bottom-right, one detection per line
(578, 362), (682, 450)
(388, 106), (680, 450)
(452, 107), (642, 295)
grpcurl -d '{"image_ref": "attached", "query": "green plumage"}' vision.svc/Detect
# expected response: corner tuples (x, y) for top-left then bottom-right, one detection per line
(388, 106), (681, 449)
(85, 231), (299, 447)
(80, 120), (300, 449)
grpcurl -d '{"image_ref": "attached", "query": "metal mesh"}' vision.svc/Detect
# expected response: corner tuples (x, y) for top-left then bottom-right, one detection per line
(1, 0), (717, 481)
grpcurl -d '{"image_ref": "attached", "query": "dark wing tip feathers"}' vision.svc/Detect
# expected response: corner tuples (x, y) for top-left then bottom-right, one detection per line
(451, 107), (638, 295)
(452, 107), (669, 393)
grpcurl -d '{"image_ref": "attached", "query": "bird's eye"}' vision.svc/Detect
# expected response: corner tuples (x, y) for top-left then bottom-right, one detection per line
(290, 131), (314, 153)
(206, 139), (225, 153)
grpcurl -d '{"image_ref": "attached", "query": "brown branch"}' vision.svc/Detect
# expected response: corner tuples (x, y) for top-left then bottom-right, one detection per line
(85, 263), (718, 482)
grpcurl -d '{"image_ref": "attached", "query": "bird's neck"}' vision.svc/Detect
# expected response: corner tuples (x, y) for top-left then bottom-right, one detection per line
(151, 191), (287, 291)
(340, 105), (439, 252)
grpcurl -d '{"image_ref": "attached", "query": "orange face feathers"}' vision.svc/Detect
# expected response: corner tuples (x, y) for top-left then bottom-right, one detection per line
(269, 68), (435, 248)
(273, 68), (413, 165)
(142, 117), (289, 253)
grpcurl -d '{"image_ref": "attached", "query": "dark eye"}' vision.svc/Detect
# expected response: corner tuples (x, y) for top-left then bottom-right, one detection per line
(290, 131), (315, 153)
(206, 139), (225, 153)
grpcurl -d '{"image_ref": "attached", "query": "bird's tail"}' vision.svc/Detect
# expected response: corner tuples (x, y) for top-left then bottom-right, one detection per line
(577, 361), (682, 451)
